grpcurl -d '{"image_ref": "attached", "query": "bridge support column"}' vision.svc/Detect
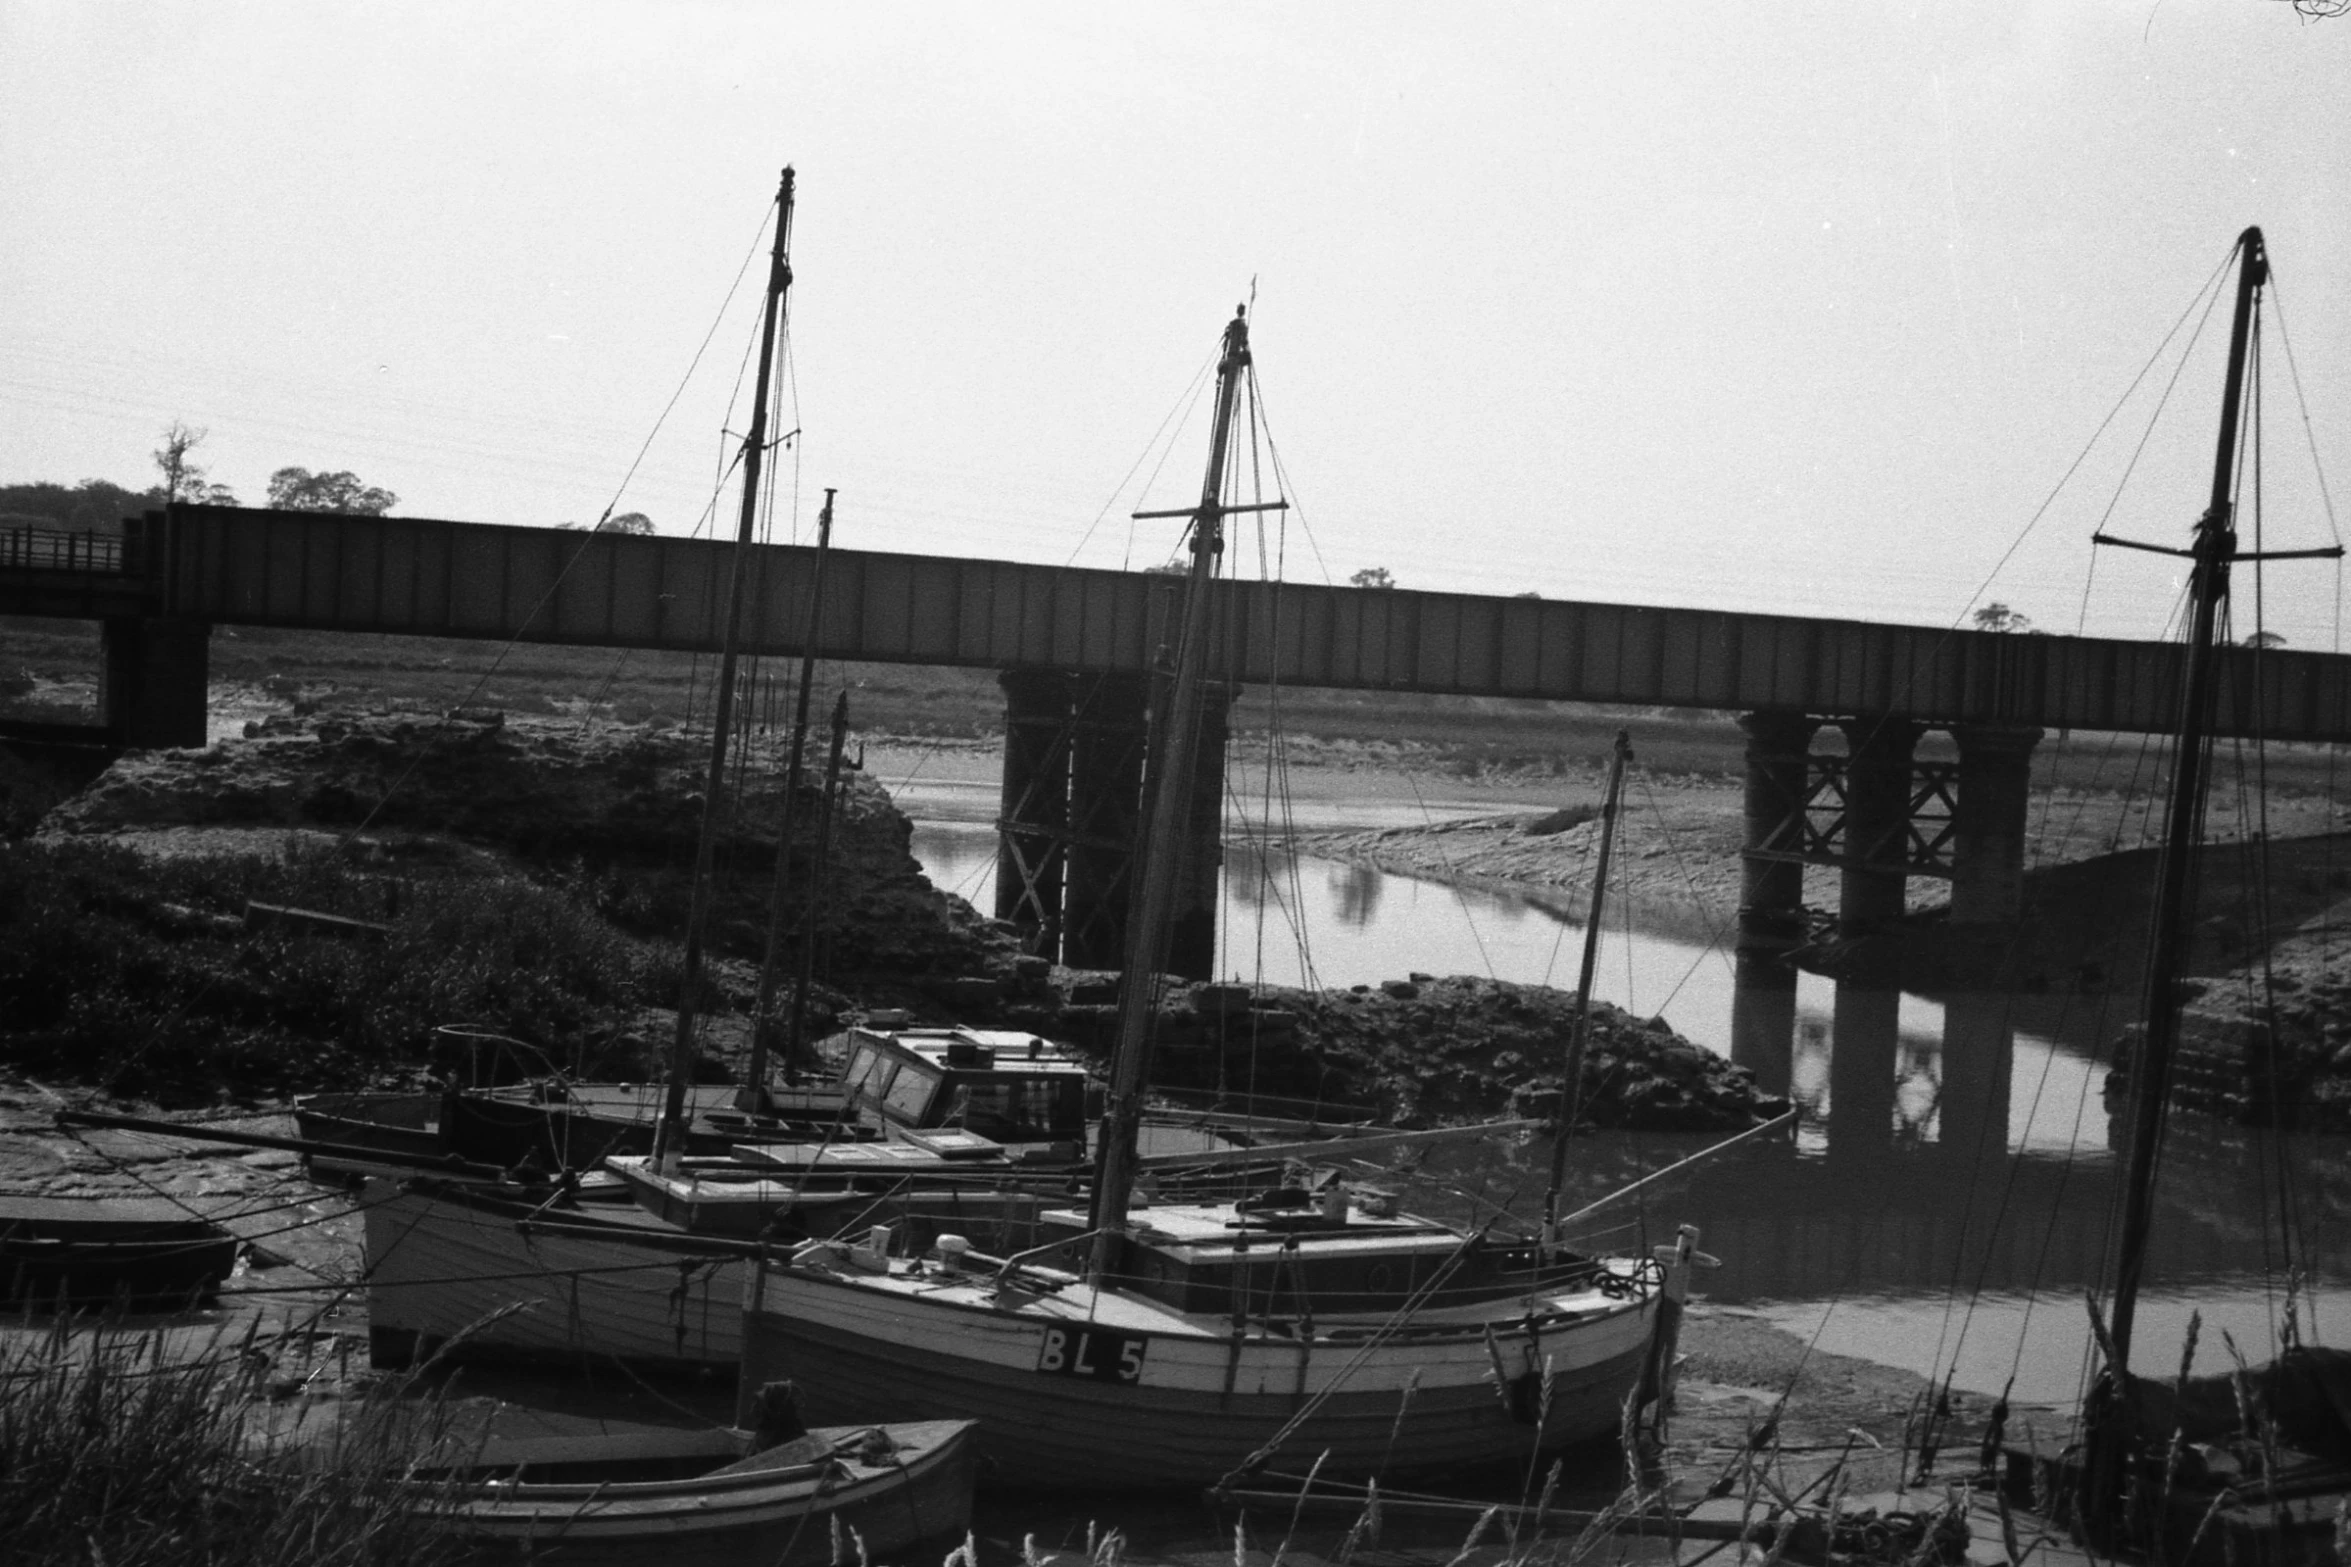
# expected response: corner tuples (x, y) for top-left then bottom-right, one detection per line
(1949, 724), (2042, 925)
(1062, 673), (1148, 970)
(1733, 712), (1817, 1092)
(995, 670), (1072, 954)
(1167, 682), (1234, 982)
(100, 616), (209, 749)
(1838, 717), (1920, 940)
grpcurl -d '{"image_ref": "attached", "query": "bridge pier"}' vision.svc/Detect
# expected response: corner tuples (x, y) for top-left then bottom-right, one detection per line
(994, 670), (1072, 954)
(991, 670), (1231, 978)
(1838, 717), (1920, 941)
(100, 616), (210, 748)
(1732, 712), (1817, 1092)
(1167, 683), (1234, 982)
(1060, 673), (1149, 970)
(1949, 724), (2042, 924)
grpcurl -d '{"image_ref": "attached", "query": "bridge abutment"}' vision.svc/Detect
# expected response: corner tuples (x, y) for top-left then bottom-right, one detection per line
(100, 616), (210, 748)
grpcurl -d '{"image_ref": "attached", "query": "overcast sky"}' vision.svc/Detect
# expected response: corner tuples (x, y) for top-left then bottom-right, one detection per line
(5, 2), (2348, 646)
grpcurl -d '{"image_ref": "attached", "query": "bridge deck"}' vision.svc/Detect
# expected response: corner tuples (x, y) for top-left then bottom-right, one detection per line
(7, 505), (2349, 743)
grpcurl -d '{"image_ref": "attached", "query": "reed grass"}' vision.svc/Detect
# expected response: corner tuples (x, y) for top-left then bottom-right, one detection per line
(0, 1320), (470, 1567)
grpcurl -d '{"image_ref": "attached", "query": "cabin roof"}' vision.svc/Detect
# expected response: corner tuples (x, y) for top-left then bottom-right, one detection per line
(861, 1027), (1091, 1078)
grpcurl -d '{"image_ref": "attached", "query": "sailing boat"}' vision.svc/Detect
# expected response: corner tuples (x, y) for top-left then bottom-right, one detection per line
(733, 307), (1698, 1492)
(2038, 226), (2351, 1560)
(363, 166), (853, 1373)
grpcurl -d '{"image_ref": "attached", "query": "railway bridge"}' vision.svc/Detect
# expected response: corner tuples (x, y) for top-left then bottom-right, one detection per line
(7, 503), (2346, 997)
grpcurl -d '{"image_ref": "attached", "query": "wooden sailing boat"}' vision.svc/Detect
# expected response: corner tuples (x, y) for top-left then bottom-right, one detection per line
(734, 306), (1698, 1492)
(2019, 226), (2351, 1564)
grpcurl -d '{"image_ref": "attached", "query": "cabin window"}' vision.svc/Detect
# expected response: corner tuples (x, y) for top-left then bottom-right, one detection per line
(879, 1062), (941, 1123)
(937, 1075), (1084, 1140)
(841, 1046), (885, 1096)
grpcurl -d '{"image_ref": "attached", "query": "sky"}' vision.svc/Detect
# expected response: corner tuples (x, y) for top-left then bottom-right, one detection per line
(5, 2), (2350, 647)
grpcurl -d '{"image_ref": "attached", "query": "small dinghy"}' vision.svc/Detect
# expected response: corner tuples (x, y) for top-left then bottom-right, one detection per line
(417, 1415), (977, 1567)
(0, 1193), (238, 1311)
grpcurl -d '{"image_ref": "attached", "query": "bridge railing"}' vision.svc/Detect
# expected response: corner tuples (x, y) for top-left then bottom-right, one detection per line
(0, 526), (128, 574)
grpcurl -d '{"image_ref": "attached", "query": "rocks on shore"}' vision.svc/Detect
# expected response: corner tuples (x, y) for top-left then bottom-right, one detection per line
(927, 964), (1783, 1132)
(37, 709), (1011, 981)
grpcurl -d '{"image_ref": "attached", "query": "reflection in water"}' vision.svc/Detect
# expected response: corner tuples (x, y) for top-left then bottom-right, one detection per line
(906, 820), (2342, 1408)
(1326, 860), (1383, 927)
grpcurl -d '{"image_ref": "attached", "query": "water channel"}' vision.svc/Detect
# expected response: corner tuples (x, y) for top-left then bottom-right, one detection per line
(897, 789), (2350, 1416)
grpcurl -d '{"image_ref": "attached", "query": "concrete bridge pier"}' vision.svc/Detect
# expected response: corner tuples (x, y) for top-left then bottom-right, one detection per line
(1167, 682), (1234, 982)
(1060, 673), (1149, 970)
(994, 670), (1072, 954)
(1950, 724), (2043, 924)
(100, 616), (210, 748)
(1732, 712), (1817, 1094)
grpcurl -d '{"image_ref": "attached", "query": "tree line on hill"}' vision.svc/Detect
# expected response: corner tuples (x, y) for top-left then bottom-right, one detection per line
(1, 422), (403, 535)
(2, 422), (663, 538)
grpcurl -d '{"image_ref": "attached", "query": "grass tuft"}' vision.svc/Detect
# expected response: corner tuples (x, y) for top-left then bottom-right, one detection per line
(0, 1323), (469, 1567)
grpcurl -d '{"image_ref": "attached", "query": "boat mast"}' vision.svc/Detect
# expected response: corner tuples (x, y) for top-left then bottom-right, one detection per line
(655, 165), (797, 1164)
(743, 487), (836, 1107)
(2101, 227), (2264, 1375)
(1088, 308), (1253, 1279)
(1542, 727), (1632, 1249)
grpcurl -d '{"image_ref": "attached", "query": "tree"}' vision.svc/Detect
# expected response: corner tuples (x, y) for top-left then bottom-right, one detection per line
(267, 467), (397, 515)
(599, 511), (654, 535)
(1972, 602), (2031, 634)
(152, 421), (236, 505)
(1514, 590), (1543, 600)
(1349, 566), (1396, 590)
(2243, 630), (2289, 650)
(0, 480), (153, 535)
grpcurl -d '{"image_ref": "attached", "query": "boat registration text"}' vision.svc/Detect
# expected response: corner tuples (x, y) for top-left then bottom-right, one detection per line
(1036, 1325), (1146, 1383)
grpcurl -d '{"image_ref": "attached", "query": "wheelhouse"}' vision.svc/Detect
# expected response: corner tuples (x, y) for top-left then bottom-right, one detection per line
(836, 1028), (1091, 1151)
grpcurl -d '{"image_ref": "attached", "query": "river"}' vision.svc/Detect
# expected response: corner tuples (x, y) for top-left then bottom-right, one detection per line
(897, 791), (2351, 1416)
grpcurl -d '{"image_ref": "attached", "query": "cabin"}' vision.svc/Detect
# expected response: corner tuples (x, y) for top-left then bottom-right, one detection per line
(834, 1027), (1093, 1160)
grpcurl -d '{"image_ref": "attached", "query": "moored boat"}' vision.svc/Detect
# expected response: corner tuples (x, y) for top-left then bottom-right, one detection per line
(741, 1205), (1692, 1491)
(419, 1417), (976, 1567)
(732, 305), (1700, 1493)
(0, 1193), (239, 1311)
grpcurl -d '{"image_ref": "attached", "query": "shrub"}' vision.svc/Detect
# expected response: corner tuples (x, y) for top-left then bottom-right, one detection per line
(0, 840), (667, 1101)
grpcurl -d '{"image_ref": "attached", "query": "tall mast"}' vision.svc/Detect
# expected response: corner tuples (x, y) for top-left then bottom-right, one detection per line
(743, 487), (835, 1107)
(1542, 728), (1632, 1248)
(1088, 308), (1253, 1279)
(2101, 227), (2263, 1374)
(655, 166), (796, 1163)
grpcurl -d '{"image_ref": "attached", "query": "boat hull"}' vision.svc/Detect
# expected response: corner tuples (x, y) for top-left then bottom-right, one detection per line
(0, 1195), (239, 1311)
(435, 1420), (976, 1567)
(363, 1180), (746, 1373)
(740, 1263), (1662, 1491)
